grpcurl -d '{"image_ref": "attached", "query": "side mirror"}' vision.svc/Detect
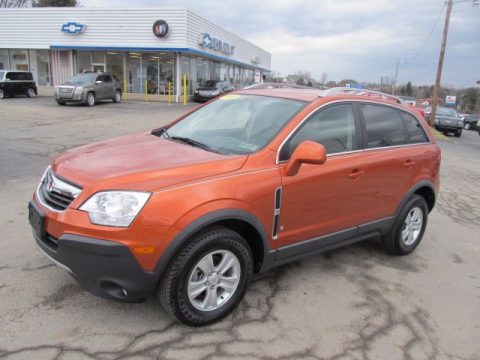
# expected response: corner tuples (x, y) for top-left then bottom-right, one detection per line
(96, 80), (102, 84)
(284, 141), (327, 176)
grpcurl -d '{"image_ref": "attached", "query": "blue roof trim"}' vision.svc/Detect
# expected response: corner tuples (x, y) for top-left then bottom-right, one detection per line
(49, 45), (271, 72)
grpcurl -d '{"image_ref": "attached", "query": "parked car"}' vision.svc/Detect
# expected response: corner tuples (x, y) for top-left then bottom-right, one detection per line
(426, 106), (463, 137)
(194, 80), (234, 102)
(463, 115), (480, 130)
(29, 88), (441, 326)
(54, 72), (122, 106)
(0, 70), (37, 99)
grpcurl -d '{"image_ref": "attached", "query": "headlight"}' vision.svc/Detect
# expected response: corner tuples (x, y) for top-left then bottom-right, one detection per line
(54, 87), (59, 95)
(80, 191), (151, 227)
(211, 90), (220, 96)
(74, 87), (83, 95)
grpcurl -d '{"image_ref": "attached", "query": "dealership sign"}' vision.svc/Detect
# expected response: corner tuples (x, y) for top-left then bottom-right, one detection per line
(445, 95), (456, 106)
(61, 22), (86, 34)
(199, 33), (234, 55)
(152, 20), (169, 38)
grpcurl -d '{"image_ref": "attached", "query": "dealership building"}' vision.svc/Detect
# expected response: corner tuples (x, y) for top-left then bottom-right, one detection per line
(0, 8), (271, 101)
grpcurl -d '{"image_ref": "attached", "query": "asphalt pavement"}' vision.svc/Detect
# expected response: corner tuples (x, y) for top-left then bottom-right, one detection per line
(0, 96), (479, 360)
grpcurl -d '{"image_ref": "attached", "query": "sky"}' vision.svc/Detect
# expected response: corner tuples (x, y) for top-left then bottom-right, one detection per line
(81, 0), (480, 88)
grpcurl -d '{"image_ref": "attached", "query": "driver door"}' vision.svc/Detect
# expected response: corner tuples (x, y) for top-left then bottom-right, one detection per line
(277, 103), (365, 247)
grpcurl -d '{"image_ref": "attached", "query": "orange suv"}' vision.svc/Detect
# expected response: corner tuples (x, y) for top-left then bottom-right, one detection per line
(28, 88), (441, 326)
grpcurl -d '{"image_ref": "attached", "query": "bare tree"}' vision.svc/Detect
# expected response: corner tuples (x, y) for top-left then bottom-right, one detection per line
(320, 72), (328, 85)
(0, 0), (29, 7)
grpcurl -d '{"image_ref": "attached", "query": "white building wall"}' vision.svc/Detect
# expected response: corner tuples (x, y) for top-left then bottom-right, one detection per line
(185, 10), (271, 70)
(0, 8), (187, 50)
(0, 8), (271, 70)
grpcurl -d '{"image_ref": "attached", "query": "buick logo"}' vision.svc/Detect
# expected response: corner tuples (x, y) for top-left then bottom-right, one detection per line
(153, 20), (169, 38)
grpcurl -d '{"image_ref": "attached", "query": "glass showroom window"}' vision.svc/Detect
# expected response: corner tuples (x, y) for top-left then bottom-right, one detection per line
(158, 52), (175, 95)
(106, 51), (124, 86)
(29, 50), (50, 85)
(76, 51), (92, 73)
(196, 58), (209, 88)
(128, 52), (142, 93)
(180, 55), (192, 95)
(91, 51), (105, 72)
(10, 50), (29, 71)
(0, 49), (9, 70)
(219, 63), (228, 82)
(143, 53), (159, 94)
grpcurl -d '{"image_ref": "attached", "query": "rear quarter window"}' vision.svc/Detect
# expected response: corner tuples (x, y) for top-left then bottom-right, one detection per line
(401, 112), (429, 143)
(362, 104), (406, 148)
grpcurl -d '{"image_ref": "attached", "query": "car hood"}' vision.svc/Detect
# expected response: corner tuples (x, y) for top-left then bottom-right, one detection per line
(197, 87), (218, 91)
(436, 115), (460, 121)
(52, 132), (247, 192)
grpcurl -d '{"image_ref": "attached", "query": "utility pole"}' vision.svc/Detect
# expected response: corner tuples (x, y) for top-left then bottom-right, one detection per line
(429, 0), (453, 127)
(391, 61), (400, 95)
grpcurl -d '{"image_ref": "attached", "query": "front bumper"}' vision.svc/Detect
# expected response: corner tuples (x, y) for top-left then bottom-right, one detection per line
(29, 201), (158, 302)
(194, 93), (218, 102)
(434, 124), (462, 133)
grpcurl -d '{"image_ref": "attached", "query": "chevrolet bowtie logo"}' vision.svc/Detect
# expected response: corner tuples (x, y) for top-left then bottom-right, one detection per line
(61, 22), (86, 34)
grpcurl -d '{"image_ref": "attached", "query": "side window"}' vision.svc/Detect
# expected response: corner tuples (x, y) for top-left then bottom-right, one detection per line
(401, 112), (429, 143)
(22, 72), (33, 81)
(103, 75), (113, 83)
(362, 104), (406, 148)
(7, 73), (18, 80)
(96, 75), (103, 83)
(280, 104), (357, 160)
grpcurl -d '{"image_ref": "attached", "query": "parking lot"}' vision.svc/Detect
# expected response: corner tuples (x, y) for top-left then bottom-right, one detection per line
(0, 96), (479, 360)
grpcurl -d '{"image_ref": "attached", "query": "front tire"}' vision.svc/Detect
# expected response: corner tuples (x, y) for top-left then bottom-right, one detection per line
(159, 226), (253, 326)
(86, 92), (96, 106)
(384, 195), (428, 255)
(464, 123), (470, 130)
(454, 130), (462, 137)
(56, 101), (66, 106)
(0, 89), (4, 99)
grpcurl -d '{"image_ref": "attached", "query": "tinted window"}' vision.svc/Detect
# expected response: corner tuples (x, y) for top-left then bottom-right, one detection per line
(6, 72), (19, 80)
(96, 75), (103, 83)
(401, 112), (429, 143)
(103, 75), (113, 83)
(281, 104), (357, 160)
(362, 104), (406, 148)
(18, 73), (33, 80)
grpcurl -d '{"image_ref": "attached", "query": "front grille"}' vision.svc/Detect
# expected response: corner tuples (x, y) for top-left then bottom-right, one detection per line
(37, 168), (82, 211)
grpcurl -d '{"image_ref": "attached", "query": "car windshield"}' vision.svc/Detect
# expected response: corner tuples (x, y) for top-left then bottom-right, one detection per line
(66, 73), (97, 85)
(0, 70), (4, 81)
(436, 107), (458, 117)
(166, 94), (306, 155)
(202, 80), (220, 88)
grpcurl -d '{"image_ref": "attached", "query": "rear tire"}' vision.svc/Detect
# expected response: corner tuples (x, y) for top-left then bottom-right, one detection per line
(384, 195), (428, 255)
(26, 88), (36, 98)
(0, 89), (4, 99)
(159, 226), (253, 326)
(86, 92), (95, 106)
(454, 130), (462, 137)
(113, 90), (122, 103)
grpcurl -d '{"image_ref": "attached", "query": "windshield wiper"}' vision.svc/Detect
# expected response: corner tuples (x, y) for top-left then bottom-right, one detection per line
(171, 136), (218, 153)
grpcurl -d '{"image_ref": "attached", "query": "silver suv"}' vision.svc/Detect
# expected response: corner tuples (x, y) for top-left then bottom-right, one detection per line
(55, 72), (122, 106)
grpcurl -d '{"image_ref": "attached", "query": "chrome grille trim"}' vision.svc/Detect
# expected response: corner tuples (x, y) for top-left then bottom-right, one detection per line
(36, 166), (82, 212)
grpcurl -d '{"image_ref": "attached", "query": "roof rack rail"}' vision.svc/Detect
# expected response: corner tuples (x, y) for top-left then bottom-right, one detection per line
(318, 87), (403, 104)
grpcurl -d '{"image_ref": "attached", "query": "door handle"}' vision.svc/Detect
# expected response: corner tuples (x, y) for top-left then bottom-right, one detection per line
(348, 169), (365, 180)
(403, 160), (416, 168)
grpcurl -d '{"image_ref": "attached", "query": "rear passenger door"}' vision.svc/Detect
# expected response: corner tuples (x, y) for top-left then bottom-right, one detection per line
(357, 103), (430, 224)
(101, 74), (115, 98)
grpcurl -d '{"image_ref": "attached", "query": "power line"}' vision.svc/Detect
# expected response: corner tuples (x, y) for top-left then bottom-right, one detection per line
(405, 2), (446, 66)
